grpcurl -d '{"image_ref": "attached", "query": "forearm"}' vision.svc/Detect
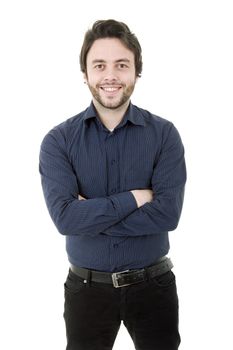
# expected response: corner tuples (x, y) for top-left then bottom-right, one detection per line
(41, 176), (138, 236)
(63, 189), (153, 236)
(103, 124), (187, 237)
(39, 132), (138, 236)
(130, 189), (153, 208)
(103, 187), (185, 237)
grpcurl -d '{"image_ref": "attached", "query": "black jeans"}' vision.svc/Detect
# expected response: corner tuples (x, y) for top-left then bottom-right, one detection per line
(64, 269), (180, 350)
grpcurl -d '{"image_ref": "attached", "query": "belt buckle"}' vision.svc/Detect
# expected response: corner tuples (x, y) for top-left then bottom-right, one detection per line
(112, 270), (130, 288)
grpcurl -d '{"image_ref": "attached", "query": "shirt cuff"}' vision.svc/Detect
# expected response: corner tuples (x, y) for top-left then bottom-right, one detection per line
(110, 191), (138, 219)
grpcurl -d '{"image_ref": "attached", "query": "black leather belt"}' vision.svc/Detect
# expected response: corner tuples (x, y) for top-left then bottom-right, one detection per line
(70, 257), (173, 288)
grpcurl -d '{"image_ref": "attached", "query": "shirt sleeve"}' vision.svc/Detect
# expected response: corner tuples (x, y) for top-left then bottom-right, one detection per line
(39, 128), (137, 236)
(103, 123), (187, 236)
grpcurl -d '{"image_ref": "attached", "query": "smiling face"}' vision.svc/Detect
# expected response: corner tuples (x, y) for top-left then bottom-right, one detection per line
(85, 38), (137, 110)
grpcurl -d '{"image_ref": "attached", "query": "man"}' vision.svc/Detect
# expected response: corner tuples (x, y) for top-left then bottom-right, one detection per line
(39, 19), (186, 350)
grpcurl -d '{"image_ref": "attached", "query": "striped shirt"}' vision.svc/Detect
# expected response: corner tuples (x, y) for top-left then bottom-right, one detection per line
(39, 102), (186, 272)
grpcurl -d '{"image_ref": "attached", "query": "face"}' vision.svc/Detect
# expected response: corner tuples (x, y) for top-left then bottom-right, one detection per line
(85, 38), (137, 110)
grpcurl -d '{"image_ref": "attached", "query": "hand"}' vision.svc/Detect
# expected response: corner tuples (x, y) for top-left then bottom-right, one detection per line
(131, 189), (153, 208)
(78, 194), (86, 201)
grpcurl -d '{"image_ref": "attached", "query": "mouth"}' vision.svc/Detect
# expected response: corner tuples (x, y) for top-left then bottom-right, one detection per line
(100, 86), (122, 95)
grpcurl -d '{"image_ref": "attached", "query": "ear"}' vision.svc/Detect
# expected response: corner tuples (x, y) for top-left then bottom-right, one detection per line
(135, 75), (139, 83)
(83, 72), (88, 83)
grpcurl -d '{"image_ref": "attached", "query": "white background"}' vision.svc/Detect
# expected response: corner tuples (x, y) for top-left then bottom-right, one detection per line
(1, 0), (233, 349)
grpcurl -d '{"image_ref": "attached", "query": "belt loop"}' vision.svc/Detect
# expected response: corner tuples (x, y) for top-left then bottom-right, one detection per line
(86, 269), (92, 287)
(144, 267), (151, 282)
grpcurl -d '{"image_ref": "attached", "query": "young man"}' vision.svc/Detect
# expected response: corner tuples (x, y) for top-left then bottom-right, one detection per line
(39, 19), (186, 350)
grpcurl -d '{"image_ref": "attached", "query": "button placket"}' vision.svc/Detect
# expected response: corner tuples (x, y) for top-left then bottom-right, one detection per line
(105, 130), (119, 196)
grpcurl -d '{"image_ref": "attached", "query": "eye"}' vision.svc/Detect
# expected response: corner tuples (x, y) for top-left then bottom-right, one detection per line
(118, 63), (128, 69)
(94, 64), (105, 70)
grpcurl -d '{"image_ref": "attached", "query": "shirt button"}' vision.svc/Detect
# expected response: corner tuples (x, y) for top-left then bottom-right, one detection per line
(111, 189), (116, 194)
(111, 159), (116, 165)
(113, 244), (118, 248)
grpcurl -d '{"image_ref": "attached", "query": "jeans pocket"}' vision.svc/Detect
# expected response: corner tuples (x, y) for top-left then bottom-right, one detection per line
(64, 269), (86, 294)
(152, 270), (176, 288)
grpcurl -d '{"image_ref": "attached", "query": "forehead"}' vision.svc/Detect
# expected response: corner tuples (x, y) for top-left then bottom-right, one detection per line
(86, 38), (134, 63)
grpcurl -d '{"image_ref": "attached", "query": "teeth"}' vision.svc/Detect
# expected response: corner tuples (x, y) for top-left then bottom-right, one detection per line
(102, 87), (119, 92)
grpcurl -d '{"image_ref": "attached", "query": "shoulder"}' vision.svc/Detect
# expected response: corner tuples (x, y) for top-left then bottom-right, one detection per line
(133, 104), (176, 135)
(133, 104), (172, 127)
(51, 107), (88, 138)
(132, 104), (183, 147)
(40, 107), (88, 149)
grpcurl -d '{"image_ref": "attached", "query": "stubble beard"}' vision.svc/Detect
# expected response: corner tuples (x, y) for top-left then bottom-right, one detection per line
(87, 82), (136, 110)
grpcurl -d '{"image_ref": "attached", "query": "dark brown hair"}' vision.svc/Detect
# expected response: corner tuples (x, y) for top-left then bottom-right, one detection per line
(80, 19), (142, 77)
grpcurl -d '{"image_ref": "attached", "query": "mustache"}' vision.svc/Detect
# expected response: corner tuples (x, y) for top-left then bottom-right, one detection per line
(97, 82), (124, 87)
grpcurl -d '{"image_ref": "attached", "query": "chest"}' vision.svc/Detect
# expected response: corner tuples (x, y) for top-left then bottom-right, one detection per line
(69, 125), (160, 197)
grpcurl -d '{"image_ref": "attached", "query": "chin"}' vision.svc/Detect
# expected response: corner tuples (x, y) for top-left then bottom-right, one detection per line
(99, 96), (130, 110)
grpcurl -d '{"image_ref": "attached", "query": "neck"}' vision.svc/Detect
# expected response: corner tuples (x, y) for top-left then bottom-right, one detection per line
(92, 99), (130, 130)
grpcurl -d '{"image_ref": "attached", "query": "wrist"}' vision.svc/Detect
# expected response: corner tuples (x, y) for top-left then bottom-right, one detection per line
(130, 190), (141, 208)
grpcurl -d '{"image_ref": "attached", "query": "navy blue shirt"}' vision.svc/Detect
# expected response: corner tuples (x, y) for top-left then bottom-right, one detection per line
(39, 102), (186, 272)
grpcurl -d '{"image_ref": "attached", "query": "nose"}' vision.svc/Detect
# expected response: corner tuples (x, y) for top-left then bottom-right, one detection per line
(103, 66), (118, 82)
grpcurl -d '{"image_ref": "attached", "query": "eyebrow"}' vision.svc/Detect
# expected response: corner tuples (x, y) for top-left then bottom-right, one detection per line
(91, 58), (131, 64)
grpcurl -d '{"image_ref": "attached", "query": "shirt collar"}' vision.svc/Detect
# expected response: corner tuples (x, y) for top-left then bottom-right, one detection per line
(125, 102), (146, 127)
(83, 101), (146, 127)
(83, 102), (99, 122)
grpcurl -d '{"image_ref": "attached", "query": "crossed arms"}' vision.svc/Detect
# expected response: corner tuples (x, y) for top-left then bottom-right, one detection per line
(79, 189), (153, 209)
(39, 124), (186, 237)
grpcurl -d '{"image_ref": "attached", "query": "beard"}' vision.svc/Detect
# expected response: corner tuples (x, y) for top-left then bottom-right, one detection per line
(87, 82), (136, 110)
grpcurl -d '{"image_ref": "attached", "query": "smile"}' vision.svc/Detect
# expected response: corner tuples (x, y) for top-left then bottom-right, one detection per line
(100, 86), (122, 92)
